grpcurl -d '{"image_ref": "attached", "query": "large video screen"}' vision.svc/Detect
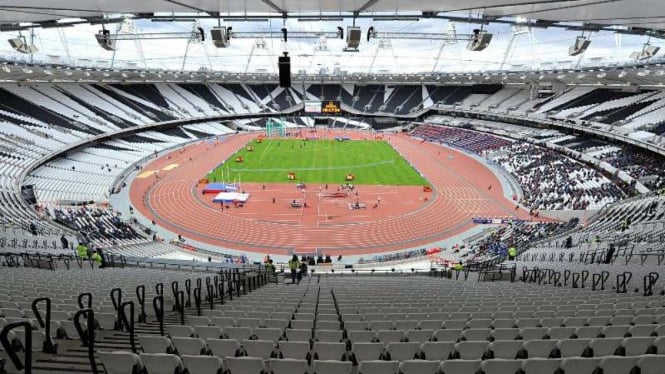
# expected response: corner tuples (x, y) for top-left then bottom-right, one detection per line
(321, 100), (342, 114)
(304, 101), (322, 113)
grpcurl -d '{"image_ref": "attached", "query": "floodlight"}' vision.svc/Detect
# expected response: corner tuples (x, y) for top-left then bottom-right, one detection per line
(8, 36), (38, 54)
(630, 43), (660, 60)
(568, 36), (591, 56)
(466, 29), (493, 51)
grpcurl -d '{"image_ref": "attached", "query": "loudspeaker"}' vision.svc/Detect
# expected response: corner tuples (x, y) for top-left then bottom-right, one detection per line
(211, 27), (230, 48)
(466, 30), (493, 51)
(568, 36), (591, 56)
(631, 45), (660, 60)
(8, 37), (38, 54)
(95, 30), (116, 51)
(8, 37), (23, 50)
(346, 26), (362, 50)
(278, 52), (291, 88)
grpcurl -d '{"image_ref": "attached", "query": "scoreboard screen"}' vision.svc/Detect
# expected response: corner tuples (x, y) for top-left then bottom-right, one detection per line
(304, 101), (322, 113)
(321, 100), (342, 114)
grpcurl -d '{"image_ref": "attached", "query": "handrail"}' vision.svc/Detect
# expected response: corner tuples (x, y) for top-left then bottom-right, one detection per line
(184, 279), (192, 308)
(155, 282), (164, 297)
(136, 285), (146, 323)
(0, 321), (32, 373)
(176, 291), (185, 326)
(73, 309), (98, 374)
(78, 292), (92, 310)
(120, 301), (136, 354)
(152, 295), (164, 336)
(193, 287), (202, 317)
(110, 288), (122, 330)
(30, 297), (57, 353)
(206, 283), (214, 310)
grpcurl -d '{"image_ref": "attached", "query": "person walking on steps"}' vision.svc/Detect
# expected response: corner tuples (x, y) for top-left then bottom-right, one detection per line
(297, 261), (308, 284)
(288, 255), (300, 284)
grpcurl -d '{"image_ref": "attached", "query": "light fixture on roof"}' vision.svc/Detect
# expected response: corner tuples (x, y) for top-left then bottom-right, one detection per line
(372, 16), (420, 22)
(95, 27), (116, 51)
(344, 26), (362, 52)
(630, 41), (660, 61)
(467, 28), (493, 51)
(568, 35), (591, 56)
(211, 26), (231, 48)
(8, 34), (38, 54)
(297, 17), (344, 22)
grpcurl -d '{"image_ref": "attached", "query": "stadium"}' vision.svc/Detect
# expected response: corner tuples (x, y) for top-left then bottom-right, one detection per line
(2, 0), (665, 373)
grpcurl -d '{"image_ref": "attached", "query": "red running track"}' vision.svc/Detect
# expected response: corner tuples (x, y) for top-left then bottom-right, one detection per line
(130, 131), (533, 255)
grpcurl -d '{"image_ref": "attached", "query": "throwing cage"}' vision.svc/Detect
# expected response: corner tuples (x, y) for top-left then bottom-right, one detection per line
(266, 118), (286, 137)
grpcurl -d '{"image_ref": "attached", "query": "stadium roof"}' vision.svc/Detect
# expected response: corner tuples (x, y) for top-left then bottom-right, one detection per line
(3, 0), (665, 33)
(3, 1), (665, 75)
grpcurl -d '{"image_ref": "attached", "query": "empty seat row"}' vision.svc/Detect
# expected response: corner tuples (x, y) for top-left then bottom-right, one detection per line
(100, 352), (665, 374)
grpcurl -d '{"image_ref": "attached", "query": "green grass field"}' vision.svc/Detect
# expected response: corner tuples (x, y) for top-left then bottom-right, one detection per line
(206, 138), (429, 186)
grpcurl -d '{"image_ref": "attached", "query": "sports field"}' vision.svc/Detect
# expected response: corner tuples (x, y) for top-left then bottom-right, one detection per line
(206, 138), (429, 186)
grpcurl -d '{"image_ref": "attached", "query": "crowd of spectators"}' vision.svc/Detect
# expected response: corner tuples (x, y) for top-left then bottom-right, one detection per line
(489, 143), (624, 210)
(602, 146), (665, 191)
(50, 206), (142, 245)
(463, 220), (576, 263)
(358, 248), (429, 264)
(411, 124), (512, 153)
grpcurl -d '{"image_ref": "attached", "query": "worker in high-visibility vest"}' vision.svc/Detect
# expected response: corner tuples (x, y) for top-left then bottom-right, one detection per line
(77, 244), (88, 259)
(288, 255), (300, 284)
(452, 261), (463, 272)
(91, 251), (102, 266)
(508, 247), (517, 261)
(265, 259), (275, 274)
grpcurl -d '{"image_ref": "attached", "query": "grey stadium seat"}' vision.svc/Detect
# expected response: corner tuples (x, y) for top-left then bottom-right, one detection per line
(398, 360), (440, 374)
(242, 339), (275, 359)
(181, 355), (224, 374)
(207, 339), (242, 359)
(139, 335), (175, 354)
(453, 341), (489, 360)
(521, 358), (562, 374)
(269, 358), (308, 374)
(140, 353), (184, 374)
(351, 342), (385, 363)
(598, 356), (637, 374)
(172, 337), (209, 356)
(559, 357), (601, 374)
(635, 354), (665, 374)
(313, 360), (353, 374)
(313, 342), (347, 361)
(480, 359), (524, 374)
(99, 351), (144, 374)
(386, 342), (420, 361)
(225, 357), (265, 374)
(439, 360), (482, 374)
(418, 341), (454, 360)
(488, 340), (524, 359)
(278, 341), (310, 360)
(357, 360), (399, 374)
